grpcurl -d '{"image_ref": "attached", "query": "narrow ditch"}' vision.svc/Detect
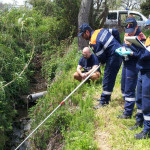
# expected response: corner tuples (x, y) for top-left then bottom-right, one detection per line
(7, 54), (47, 150)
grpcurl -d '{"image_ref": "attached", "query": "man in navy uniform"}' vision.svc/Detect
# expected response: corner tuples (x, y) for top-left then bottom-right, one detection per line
(78, 23), (122, 109)
(117, 17), (146, 119)
(74, 47), (101, 82)
(116, 18), (150, 139)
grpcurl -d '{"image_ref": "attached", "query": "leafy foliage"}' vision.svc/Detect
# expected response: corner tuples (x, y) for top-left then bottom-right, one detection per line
(28, 0), (81, 37)
(141, 0), (150, 17)
(0, 5), (77, 148)
(28, 39), (97, 149)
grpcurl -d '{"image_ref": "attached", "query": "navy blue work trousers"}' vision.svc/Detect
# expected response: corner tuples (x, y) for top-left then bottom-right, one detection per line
(136, 71), (150, 133)
(100, 53), (122, 105)
(121, 60), (138, 116)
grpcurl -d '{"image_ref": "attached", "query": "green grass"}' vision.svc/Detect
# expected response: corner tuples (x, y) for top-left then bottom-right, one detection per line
(94, 70), (150, 150)
(29, 38), (98, 149)
(93, 30), (150, 150)
(29, 35), (150, 149)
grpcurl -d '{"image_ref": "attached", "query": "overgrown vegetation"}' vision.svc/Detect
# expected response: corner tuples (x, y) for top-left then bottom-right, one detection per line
(0, 4), (78, 148)
(0, 0), (150, 149)
(29, 39), (98, 149)
(28, 29), (150, 149)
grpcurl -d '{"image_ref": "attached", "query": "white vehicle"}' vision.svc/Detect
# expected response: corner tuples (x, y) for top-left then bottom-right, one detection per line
(105, 10), (147, 29)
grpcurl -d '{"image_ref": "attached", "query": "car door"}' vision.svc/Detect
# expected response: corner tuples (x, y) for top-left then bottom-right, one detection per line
(118, 11), (128, 26)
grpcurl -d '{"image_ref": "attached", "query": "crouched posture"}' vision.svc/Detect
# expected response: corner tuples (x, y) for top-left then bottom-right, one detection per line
(78, 24), (122, 108)
(74, 47), (100, 82)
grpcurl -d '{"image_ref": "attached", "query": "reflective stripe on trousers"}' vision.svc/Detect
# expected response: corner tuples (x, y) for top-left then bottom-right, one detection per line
(144, 116), (150, 121)
(125, 97), (136, 102)
(103, 91), (112, 95)
(137, 109), (143, 113)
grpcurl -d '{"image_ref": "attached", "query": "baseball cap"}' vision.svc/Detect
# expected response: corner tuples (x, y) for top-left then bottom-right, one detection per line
(125, 17), (137, 33)
(145, 18), (150, 26)
(78, 23), (92, 37)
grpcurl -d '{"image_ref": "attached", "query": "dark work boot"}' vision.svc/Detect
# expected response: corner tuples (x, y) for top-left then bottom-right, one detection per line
(129, 121), (143, 130)
(117, 114), (131, 119)
(135, 131), (150, 140)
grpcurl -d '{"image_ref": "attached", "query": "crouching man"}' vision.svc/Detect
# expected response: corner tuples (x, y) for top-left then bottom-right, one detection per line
(74, 47), (100, 82)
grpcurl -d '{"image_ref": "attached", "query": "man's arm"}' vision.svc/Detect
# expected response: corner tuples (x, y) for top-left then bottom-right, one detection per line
(77, 65), (87, 79)
(77, 65), (83, 76)
(85, 65), (99, 76)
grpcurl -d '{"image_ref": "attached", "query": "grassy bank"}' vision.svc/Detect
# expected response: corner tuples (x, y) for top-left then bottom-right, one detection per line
(94, 69), (150, 150)
(29, 31), (150, 149)
(29, 38), (98, 149)
(94, 29), (150, 150)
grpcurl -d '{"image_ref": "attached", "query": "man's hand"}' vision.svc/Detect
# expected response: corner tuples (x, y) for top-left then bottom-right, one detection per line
(81, 73), (88, 79)
(124, 39), (132, 46)
(124, 34), (132, 46)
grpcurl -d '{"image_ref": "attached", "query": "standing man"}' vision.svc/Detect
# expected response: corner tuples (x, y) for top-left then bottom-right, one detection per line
(116, 17), (146, 119)
(78, 23), (122, 109)
(116, 18), (150, 139)
(135, 18), (150, 139)
(74, 47), (100, 82)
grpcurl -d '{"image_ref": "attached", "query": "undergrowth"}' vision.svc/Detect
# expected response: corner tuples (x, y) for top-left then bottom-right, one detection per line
(29, 38), (98, 149)
(29, 30), (150, 150)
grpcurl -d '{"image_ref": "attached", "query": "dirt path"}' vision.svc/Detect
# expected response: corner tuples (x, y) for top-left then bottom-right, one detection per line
(94, 85), (122, 150)
(94, 98), (112, 150)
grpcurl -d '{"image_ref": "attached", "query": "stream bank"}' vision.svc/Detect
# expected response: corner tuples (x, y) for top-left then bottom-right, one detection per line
(7, 54), (47, 150)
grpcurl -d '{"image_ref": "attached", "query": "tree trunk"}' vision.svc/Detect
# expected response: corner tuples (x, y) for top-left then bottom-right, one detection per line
(78, 0), (92, 50)
(98, 0), (108, 28)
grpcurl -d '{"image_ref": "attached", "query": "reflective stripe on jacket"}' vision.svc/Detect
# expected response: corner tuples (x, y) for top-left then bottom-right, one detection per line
(89, 28), (121, 63)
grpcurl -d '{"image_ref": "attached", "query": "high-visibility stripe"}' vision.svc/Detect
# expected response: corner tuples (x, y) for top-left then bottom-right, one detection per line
(103, 35), (113, 50)
(95, 35), (114, 57)
(109, 29), (112, 34)
(144, 115), (150, 121)
(137, 109), (143, 113)
(99, 30), (108, 42)
(125, 97), (135, 101)
(90, 29), (103, 45)
(95, 49), (104, 56)
(122, 93), (125, 97)
(103, 91), (112, 95)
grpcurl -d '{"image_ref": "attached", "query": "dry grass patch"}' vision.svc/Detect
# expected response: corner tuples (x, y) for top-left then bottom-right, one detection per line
(94, 83), (150, 150)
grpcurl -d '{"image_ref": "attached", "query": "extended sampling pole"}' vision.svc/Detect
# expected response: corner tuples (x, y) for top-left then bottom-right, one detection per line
(15, 65), (100, 150)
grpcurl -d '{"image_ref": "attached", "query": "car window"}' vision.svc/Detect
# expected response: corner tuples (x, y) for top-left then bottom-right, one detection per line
(108, 12), (117, 20)
(116, 12), (128, 26)
(129, 13), (143, 21)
